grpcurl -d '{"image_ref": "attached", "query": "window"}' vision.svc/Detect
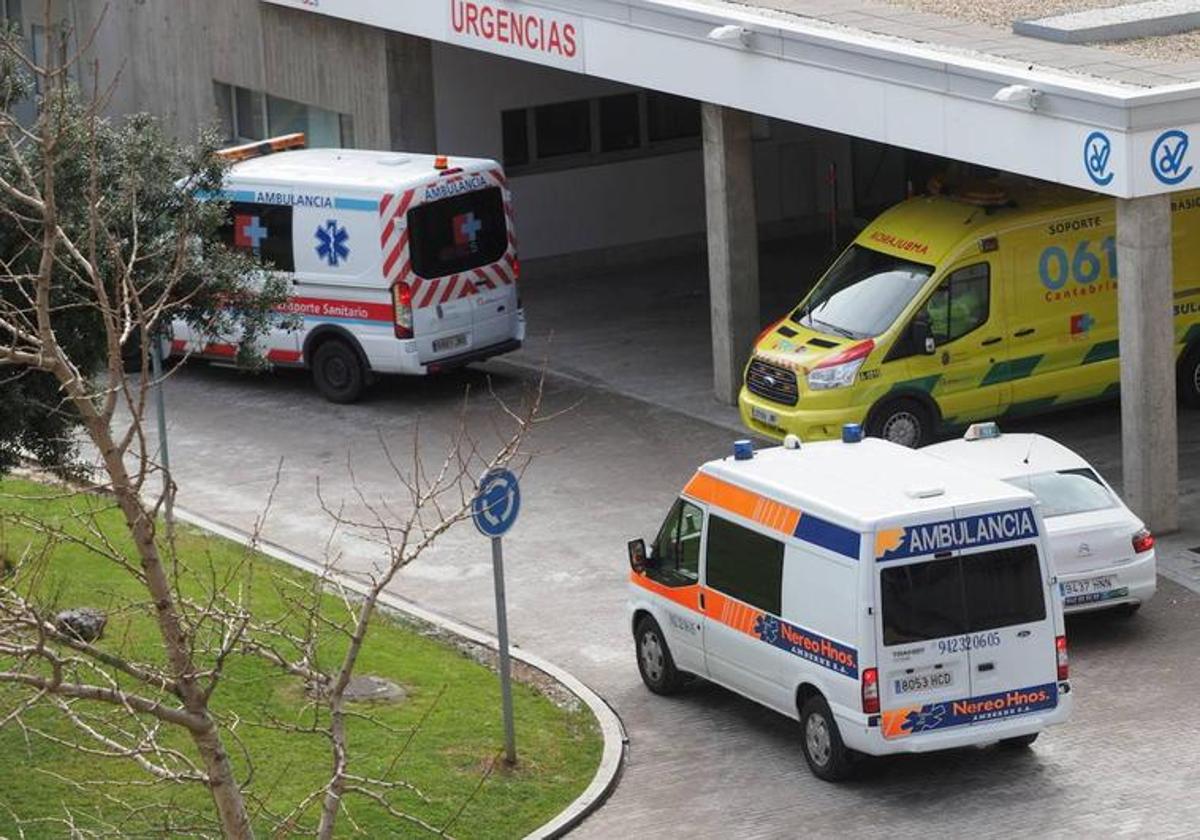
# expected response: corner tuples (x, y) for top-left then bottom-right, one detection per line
(1013, 469), (1115, 519)
(407, 187), (508, 280)
(920, 263), (990, 345)
(214, 81), (354, 148)
(646, 92), (700, 142)
(881, 545), (1046, 645)
(705, 515), (784, 615)
(219, 203), (295, 272)
(599, 93), (640, 153)
(533, 100), (591, 158)
(501, 109), (529, 168)
(796, 245), (933, 340)
(648, 499), (704, 587)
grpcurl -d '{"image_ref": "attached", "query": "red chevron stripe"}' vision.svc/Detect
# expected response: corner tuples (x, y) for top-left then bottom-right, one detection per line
(379, 192), (394, 218)
(440, 276), (459, 304)
(419, 279), (439, 308)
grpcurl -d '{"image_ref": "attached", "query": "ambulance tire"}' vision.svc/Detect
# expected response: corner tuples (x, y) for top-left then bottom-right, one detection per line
(799, 696), (855, 782)
(866, 397), (933, 448)
(312, 339), (366, 404)
(1180, 344), (1200, 407)
(634, 616), (686, 696)
(1000, 733), (1039, 748)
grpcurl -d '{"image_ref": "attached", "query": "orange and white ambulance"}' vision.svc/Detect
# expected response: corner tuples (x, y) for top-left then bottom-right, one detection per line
(627, 426), (1072, 781)
(173, 134), (524, 402)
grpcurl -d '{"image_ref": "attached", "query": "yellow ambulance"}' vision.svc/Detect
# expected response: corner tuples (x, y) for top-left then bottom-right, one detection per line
(739, 181), (1200, 446)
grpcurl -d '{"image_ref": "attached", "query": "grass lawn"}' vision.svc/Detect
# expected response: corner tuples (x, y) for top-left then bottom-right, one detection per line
(0, 477), (601, 838)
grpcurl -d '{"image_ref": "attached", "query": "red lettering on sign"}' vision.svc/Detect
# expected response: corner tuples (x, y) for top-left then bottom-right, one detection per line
(449, 0), (579, 61)
(563, 23), (577, 57)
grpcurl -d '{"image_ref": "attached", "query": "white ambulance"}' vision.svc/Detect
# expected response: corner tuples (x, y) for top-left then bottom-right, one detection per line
(627, 426), (1072, 781)
(173, 134), (525, 402)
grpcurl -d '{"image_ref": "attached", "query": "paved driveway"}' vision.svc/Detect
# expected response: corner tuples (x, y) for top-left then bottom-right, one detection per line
(146, 358), (1200, 838)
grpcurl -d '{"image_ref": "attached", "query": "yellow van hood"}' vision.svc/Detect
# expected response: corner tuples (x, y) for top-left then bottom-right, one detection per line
(753, 322), (860, 375)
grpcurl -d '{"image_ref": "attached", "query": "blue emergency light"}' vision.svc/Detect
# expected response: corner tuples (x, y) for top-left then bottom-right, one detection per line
(733, 439), (754, 461)
(842, 423), (863, 443)
(964, 422), (1002, 441)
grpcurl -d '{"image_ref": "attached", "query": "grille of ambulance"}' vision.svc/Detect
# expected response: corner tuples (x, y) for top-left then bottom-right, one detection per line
(746, 358), (799, 406)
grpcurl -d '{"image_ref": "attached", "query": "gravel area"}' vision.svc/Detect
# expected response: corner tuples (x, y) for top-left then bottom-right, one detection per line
(875, 0), (1131, 30)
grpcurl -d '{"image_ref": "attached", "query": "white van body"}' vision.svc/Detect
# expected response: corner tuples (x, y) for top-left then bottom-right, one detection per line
(627, 435), (1072, 777)
(173, 146), (524, 399)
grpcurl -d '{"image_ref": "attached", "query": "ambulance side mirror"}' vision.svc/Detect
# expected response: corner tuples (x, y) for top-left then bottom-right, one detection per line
(628, 538), (649, 574)
(911, 316), (936, 355)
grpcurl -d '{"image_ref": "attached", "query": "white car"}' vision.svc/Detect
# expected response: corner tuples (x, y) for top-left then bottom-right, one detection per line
(923, 424), (1156, 616)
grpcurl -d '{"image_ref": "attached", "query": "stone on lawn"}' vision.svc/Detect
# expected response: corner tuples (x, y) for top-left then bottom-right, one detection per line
(54, 608), (107, 642)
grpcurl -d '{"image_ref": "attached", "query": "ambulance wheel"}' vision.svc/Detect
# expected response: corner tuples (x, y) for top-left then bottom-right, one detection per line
(866, 398), (932, 448)
(799, 696), (854, 782)
(635, 616), (685, 696)
(1000, 733), (1039, 748)
(312, 339), (366, 404)
(1180, 344), (1200, 407)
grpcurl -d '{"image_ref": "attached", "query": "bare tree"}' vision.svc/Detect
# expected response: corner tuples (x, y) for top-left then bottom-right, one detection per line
(0, 8), (552, 838)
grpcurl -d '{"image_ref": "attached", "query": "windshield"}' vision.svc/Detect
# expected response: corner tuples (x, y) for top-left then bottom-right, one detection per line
(794, 245), (933, 340)
(1007, 469), (1116, 519)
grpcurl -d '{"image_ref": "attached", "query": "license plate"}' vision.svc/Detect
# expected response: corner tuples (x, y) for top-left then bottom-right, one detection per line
(751, 406), (779, 426)
(433, 333), (467, 353)
(893, 670), (954, 695)
(1060, 575), (1115, 597)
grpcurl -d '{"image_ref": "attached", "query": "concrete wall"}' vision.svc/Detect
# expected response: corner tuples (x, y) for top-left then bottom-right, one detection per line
(431, 42), (867, 260)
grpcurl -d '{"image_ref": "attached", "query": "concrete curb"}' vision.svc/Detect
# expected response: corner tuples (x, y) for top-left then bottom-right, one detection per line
(172, 505), (628, 840)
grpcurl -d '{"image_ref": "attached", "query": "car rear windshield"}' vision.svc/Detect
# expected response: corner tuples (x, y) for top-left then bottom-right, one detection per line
(407, 186), (508, 279)
(1009, 469), (1116, 518)
(792, 244), (933, 340)
(880, 545), (1046, 645)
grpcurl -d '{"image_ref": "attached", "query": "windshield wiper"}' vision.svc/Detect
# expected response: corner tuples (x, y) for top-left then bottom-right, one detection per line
(811, 317), (856, 339)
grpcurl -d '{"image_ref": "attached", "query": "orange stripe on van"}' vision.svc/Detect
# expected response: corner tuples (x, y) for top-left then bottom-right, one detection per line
(628, 571), (700, 612)
(683, 472), (800, 537)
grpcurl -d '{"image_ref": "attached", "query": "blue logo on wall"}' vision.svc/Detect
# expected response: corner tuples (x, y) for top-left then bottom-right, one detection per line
(315, 219), (350, 266)
(1151, 130), (1193, 185)
(1084, 131), (1113, 186)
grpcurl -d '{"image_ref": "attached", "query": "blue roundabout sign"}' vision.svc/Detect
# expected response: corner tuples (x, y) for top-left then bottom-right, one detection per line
(472, 468), (521, 537)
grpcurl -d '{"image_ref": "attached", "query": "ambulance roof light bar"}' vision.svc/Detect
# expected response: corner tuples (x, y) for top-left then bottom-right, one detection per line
(216, 132), (306, 163)
(964, 421), (1002, 442)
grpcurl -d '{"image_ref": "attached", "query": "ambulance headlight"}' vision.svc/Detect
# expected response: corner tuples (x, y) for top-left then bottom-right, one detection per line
(807, 340), (874, 391)
(807, 356), (866, 390)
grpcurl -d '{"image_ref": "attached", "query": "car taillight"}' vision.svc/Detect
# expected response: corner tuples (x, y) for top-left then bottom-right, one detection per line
(392, 281), (413, 339)
(1132, 528), (1155, 554)
(861, 667), (880, 714)
(1056, 635), (1069, 681)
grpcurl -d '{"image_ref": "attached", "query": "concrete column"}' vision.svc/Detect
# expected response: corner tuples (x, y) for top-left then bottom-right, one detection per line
(385, 33), (437, 153)
(1116, 194), (1178, 533)
(702, 103), (760, 406)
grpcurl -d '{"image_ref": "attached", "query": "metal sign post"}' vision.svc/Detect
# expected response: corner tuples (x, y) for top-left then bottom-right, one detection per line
(472, 468), (521, 766)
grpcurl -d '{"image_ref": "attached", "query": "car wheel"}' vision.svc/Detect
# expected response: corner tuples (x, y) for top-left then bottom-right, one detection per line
(1179, 344), (1200, 408)
(1000, 732), (1039, 749)
(866, 398), (933, 448)
(634, 616), (685, 696)
(312, 339), (367, 404)
(799, 695), (854, 781)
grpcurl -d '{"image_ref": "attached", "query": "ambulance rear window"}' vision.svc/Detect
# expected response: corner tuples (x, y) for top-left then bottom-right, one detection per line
(408, 187), (507, 279)
(880, 545), (1045, 645)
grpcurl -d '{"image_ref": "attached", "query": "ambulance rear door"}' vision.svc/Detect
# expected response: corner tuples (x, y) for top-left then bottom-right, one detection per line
(403, 174), (513, 361)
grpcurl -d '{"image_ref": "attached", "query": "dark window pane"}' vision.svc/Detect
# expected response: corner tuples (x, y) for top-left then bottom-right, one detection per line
(339, 113), (355, 148)
(648, 499), (703, 587)
(881, 557), (966, 645)
(220, 202), (295, 272)
(534, 100), (590, 158)
(647, 92), (700, 142)
(705, 515), (783, 615)
(599, 93), (640, 153)
(501, 108), (529, 167)
(213, 82), (234, 143)
(407, 186), (508, 280)
(962, 546), (1046, 632)
(234, 86), (264, 141)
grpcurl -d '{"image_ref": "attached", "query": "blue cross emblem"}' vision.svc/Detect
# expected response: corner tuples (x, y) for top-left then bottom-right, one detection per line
(315, 219), (350, 267)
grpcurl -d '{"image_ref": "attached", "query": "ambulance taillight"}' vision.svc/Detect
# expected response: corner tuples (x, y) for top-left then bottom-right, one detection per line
(392, 281), (414, 339)
(861, 667), (880, 714)
(1056, 635), (1069, 681)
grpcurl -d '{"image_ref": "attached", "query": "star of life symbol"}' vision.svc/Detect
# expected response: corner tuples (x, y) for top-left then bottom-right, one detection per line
(903, 705), (946, 733)
(315, 219), (350, 267)
(754, 614), (780, 645)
